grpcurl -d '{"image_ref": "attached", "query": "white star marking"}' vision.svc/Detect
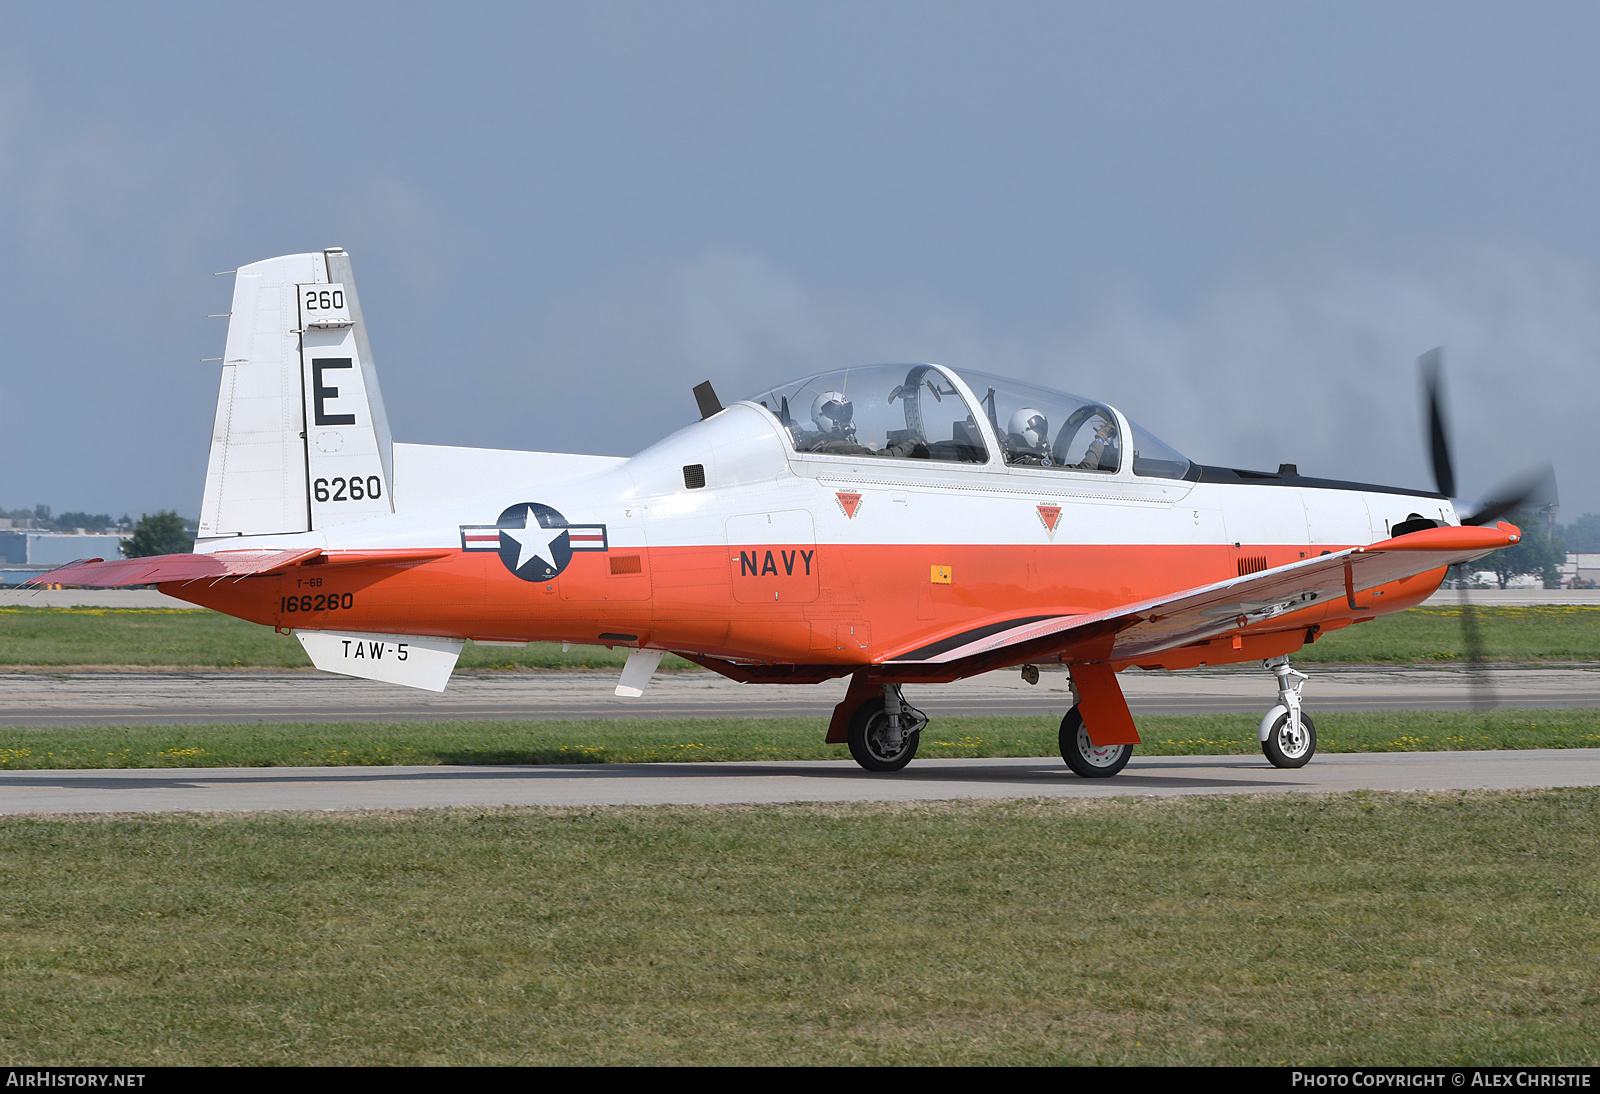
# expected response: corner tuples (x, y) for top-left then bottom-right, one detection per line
(500, 508), (568, 572)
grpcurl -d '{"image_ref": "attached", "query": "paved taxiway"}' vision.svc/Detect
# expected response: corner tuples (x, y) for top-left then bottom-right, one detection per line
(5, 663), (1600, 727)
(3, 749), (1598, 813)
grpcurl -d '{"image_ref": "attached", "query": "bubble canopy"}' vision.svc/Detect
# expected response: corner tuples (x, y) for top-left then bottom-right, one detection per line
(746, 364), (1191, 480)
(747, 364), (989, 463)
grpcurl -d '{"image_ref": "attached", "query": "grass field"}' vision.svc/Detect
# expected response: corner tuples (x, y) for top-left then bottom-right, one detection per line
(2, 605), (1599, 669)
(0, 607), (694, 671)
(3, 789), (1597, 1065)
(3, 709), (1598, 769)
(1298, 605), (1600, 664)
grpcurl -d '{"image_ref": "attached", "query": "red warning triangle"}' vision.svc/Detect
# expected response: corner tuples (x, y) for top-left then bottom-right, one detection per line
(836, 491), (863, 519)
(1037, 504), (1062, 533)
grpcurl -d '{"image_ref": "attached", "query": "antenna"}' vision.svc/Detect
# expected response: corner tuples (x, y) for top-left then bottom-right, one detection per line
(693, 381), (724, 420)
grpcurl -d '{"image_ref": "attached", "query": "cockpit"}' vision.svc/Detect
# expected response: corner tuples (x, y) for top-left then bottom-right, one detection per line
(749, 364), (989, 463)
(746, 363), (1192, 480)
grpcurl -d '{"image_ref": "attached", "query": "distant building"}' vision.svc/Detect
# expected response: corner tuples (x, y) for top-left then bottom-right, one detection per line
(0, 531), (129, 586)
(1558, 553), (1600, 589)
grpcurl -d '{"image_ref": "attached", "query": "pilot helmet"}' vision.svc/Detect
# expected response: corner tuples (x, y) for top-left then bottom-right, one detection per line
(812, 391), (855, 435)
(1008, 408), (1049, 448)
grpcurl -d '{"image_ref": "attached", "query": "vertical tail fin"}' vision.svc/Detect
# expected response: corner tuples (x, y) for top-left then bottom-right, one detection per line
(199, 249), (395, 539)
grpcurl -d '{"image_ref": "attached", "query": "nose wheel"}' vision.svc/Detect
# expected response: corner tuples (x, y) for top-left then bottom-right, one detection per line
(1258, 656), (1317, 768)
(1262, 709), (1317, 767)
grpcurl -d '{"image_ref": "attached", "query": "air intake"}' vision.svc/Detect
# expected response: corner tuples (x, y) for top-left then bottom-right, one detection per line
(683, 464), (706, 489)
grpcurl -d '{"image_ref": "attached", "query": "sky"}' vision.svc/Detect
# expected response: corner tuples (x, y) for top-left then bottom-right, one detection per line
(2, 1), (1597, 520)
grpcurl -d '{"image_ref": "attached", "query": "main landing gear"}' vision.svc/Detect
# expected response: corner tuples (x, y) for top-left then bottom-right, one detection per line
(1259, 656), (1317, 768)
(846, 684), (929, 772)
(1058, 706), (1134, 778)
(1051, 671), (1137, 778)
(833, 668), (1139, 778)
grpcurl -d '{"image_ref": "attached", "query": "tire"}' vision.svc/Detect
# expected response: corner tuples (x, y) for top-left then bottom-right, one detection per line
(1261, 710), (1317, 768)
(847, 696), (921, 772)
(1059, 706), (1133, 778)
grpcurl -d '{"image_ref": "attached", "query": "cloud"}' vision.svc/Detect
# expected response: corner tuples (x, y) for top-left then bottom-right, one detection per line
(446, 237), (1598, 516)
(1061, 237), (1600, 514)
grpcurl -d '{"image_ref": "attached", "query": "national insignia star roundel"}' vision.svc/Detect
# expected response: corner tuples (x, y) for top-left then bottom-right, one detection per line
(458, 504), (610, 582)
(495, 502), (573, 582)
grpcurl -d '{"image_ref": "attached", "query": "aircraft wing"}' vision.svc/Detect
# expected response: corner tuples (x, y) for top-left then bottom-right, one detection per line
(879, 523), (1518, 673)
(25, 548), (449, 588)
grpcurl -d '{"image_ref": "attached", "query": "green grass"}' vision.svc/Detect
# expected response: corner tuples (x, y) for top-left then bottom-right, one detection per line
(0, 606), (690, 671)
(3, 710), (1597, 769)
(4, 604), (1600, 670)
(1300, 605), (1600, 663)
(3, 790), (1597, 1065)
(3, 605), (1600, 670)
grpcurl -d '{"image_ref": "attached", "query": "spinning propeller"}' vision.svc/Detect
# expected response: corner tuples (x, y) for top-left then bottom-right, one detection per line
(1419, 348), (1556, 527)
(1417, 348), (1558, 708)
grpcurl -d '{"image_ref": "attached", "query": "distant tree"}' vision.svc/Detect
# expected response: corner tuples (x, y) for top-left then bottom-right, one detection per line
(56, 511), (114, 531)
(1484, 521), (1565, 589)
(33, 504), (50, 523)
(1560, 513), (1600, 554)
(121, 511), (194, 557)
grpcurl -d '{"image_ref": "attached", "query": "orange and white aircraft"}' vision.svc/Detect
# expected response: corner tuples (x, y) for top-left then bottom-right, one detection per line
(38, 250), (1523, 776)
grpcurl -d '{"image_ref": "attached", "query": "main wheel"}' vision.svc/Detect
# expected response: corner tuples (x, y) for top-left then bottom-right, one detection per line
(1261, 710), (1317, 768)
(847, 697), (921, 772)
(1059, 706), (1133, 778)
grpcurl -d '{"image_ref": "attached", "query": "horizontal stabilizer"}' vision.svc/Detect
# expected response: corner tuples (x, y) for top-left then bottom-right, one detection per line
(26, 549), (323, 588)
(296, 630), (464, 691)
(28, 548), (451, 588)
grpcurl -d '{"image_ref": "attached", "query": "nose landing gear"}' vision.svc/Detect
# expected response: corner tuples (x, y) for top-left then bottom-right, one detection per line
(1259, 656), (1317, 768)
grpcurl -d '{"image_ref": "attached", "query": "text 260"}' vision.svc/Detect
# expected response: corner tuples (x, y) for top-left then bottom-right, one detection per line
(304, 288), (345, 311)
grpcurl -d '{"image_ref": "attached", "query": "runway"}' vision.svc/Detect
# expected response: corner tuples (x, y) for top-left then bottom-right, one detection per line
(3, 748), (1597, 814)
(4, 663), (1600, 727)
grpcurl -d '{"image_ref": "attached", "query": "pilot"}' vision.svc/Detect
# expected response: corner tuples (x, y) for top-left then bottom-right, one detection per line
(1077, 417), (1119, 471)
(801, 391), (872, 455)
(1005, 408), (1051, 466)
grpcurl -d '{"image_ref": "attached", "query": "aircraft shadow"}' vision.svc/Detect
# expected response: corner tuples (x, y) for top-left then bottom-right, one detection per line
(0, 756), (1307, 794)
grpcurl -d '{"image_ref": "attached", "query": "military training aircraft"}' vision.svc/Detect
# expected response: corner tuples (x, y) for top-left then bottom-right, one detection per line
(35, 250), (1531, 777)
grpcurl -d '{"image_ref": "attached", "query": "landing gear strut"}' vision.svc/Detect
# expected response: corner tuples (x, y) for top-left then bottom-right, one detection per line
(846, 684), (927, 772)
(1259, 656), (1317, 768)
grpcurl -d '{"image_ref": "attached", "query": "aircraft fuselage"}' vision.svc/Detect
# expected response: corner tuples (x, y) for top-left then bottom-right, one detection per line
(177, 401), (1454, 678)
